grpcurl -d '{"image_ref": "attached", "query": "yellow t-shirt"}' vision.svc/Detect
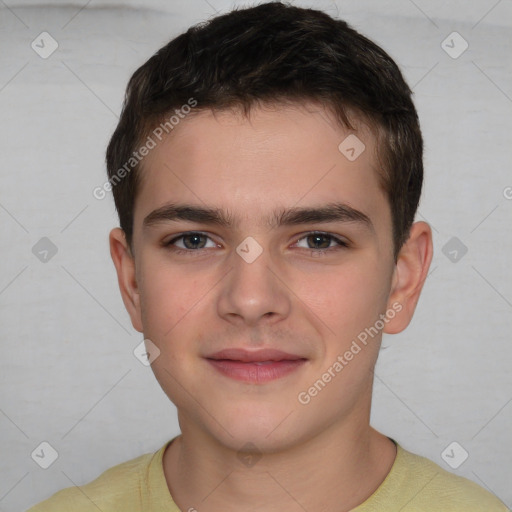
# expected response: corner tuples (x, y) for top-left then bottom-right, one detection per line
(27, 438), (509, 512)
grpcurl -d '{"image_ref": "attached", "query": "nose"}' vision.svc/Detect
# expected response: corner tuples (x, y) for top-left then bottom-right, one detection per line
(216, 242), (292, 327)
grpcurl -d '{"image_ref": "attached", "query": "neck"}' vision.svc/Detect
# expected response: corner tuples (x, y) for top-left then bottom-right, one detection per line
(162, 421), (397, 512)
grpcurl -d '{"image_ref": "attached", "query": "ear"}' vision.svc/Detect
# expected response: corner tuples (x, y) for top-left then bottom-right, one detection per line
(384, 221), (433, 334)
(109, 227), (143, 333)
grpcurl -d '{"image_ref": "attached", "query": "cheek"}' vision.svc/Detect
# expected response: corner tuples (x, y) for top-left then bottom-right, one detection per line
(138, 258), (202, 341)
(296, 259), (390, 343)
(137, 261), (204, 405)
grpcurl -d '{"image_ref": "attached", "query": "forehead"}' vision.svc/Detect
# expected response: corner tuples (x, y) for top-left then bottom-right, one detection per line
(134, 102), (389, 233)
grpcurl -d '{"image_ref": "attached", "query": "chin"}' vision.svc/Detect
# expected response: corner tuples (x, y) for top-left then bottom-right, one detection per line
(202, 405), (311, 455)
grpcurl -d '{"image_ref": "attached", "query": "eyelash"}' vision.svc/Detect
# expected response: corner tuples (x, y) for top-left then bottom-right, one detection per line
(164, 231), (349, 256)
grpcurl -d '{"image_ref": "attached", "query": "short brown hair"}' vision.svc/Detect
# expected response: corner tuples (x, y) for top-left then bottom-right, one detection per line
(106, 1), (423, 259)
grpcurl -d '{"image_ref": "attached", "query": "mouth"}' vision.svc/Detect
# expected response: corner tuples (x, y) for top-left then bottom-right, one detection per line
(205, 348), (308, 383)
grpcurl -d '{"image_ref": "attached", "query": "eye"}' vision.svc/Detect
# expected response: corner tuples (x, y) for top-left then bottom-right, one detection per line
(163, 231), (348, 255)
(294, 232), (348, 251)
(165, 232), (218, 251)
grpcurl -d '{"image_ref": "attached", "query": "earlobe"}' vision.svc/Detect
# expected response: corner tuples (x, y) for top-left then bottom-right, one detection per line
(109, 228), (143, 333)
(384, 221), (433, 334)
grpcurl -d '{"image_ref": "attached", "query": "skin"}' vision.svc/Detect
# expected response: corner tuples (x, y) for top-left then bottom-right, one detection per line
(110, 101), (433, 512)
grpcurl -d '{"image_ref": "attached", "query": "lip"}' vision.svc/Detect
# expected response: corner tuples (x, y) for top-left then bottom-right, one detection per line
(205, 348), (307, 384)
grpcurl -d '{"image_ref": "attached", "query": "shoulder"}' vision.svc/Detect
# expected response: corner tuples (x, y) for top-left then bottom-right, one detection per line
(391, 444), (509, 511)
(26, 450), (156, 512)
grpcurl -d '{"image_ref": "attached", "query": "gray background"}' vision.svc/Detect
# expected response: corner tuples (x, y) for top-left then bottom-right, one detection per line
(0, 0), (511, 510)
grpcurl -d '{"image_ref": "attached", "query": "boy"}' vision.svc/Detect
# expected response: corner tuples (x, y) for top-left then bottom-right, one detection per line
(28, 2), (509, 511)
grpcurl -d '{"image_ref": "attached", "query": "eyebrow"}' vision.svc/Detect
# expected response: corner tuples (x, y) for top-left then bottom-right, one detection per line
(143, 202), (374, 232)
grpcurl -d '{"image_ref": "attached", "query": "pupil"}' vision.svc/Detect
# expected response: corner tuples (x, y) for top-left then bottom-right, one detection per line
(309, 234), (329, 249)
(184, 234), (205, 249)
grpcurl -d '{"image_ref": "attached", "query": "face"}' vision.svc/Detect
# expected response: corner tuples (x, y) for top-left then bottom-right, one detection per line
(111, 102), (423, 453)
